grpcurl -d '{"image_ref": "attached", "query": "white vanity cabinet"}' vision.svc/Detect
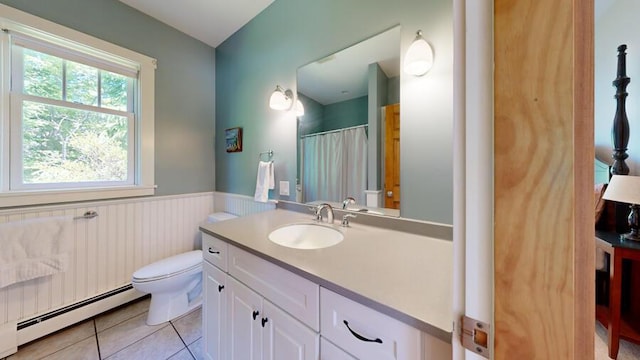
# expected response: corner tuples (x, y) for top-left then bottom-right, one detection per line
(226, 276), (262, 359)
(226, 276), (319, 360)
(320, 338), (357, 360)
(202, 231), (451, 360)
(321, 287), (423, 360)
(202, 233), (319, 360)
(203, 261), (227, 360)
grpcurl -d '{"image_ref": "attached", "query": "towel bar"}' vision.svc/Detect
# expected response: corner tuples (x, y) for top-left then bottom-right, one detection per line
(258, 150), (273, 161)
(73, 211), (98, 220)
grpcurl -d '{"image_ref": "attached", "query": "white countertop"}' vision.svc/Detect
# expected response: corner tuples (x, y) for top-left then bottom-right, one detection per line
(199, 209), (453, 341)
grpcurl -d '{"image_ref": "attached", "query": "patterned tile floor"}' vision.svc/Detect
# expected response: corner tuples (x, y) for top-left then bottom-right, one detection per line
(3, 297), (202, 360)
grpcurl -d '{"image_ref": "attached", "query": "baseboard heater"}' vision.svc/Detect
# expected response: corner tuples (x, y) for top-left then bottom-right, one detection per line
(17, 284), (134, 330)
(0, 283), (143, 357)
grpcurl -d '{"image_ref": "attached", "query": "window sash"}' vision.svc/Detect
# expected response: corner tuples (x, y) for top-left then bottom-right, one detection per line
(11, 42), (136, 111)
(9, 93), (136, 190)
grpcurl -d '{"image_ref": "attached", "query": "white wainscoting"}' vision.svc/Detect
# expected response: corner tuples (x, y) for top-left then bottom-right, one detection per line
(213, 191), (276, 216)
(0, 191), (274, 353)
(0, 192), (212, 345)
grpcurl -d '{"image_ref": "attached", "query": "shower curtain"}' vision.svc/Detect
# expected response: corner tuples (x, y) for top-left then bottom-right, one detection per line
(301, 126), (368, 205)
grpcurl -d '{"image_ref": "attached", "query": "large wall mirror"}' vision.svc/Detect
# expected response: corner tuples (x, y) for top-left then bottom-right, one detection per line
(296, 26), (402, 217)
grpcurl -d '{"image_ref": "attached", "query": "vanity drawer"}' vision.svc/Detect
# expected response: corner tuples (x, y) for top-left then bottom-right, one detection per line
(320, 288), (422, 360)
(202, 233), (228, 271)
(228, 245), (320, 331)
(320, 337), (356, 360)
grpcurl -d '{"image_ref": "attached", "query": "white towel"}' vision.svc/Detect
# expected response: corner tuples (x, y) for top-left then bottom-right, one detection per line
(254, 161), (274, 203)
(0, 216), (73, 288)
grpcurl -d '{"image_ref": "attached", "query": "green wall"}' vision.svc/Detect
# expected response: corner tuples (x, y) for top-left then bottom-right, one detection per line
(216, 0), (454, 223)
(0, 0), (216, 196)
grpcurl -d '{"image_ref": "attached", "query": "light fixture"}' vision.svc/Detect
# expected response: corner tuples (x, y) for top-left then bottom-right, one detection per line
(295, 98), (305, 116)
(603, 175), (640, 241)
(269, 85), (294, 111)
(404, 30), (433, 76)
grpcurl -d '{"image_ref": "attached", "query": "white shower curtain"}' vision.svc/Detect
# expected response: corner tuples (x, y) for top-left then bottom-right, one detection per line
(301, 126), (367, 205)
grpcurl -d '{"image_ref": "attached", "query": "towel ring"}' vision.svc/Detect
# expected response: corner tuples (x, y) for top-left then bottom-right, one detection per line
(258, 150), (273, 161)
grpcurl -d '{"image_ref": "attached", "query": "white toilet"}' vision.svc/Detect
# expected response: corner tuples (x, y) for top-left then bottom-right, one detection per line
(132, 212), (238, 325)
(132, 250), (203, 325)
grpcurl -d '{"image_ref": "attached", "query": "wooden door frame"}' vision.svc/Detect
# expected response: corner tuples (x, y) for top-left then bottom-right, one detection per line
(492, 0), (594, 358)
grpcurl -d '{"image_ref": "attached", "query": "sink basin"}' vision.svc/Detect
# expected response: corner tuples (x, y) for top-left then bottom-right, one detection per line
(268, 223), (344, 249)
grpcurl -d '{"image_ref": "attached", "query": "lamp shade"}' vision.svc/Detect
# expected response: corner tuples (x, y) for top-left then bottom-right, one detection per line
(295, 99), (305, 116)
(269, 86), (293, 110)
(404, 30), (433, 76)
(603, 175), (640, 204)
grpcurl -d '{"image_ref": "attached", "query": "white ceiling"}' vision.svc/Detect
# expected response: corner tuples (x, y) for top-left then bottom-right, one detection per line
(297, 26), (400, 105)
(119, 0), (274, 48)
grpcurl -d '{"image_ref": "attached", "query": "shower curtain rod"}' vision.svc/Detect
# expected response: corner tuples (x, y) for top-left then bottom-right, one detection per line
(300, 124), (368, 139)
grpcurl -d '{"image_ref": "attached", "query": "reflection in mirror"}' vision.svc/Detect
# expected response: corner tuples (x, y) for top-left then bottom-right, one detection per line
(296, 26), (401, 217)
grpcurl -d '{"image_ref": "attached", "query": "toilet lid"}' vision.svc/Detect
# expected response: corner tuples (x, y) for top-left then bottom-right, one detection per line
(132, 250), (202, 281)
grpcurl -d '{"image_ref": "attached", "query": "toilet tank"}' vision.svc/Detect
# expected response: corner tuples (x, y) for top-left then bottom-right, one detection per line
(207, 212), (238, 223)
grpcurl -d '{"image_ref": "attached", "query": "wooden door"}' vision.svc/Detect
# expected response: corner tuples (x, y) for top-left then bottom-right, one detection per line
(384, 103), (400, 209)
(493, 0), (593, 358)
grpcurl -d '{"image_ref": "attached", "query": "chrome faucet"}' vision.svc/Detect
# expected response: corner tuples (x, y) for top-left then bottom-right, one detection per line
(315, 203), (334, 224)
(342, 196), (356, 210)
(341, 213), (357, 227)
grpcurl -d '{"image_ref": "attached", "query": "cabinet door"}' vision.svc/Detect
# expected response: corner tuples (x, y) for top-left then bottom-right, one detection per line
(227, 277), (263, 360)
(203, 262), (226, 360)
(262, 300), (319, 360)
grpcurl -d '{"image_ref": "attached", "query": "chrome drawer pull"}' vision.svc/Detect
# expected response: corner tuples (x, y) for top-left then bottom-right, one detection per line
(208, 247), (220, 254)
(343, 320), (383, 344)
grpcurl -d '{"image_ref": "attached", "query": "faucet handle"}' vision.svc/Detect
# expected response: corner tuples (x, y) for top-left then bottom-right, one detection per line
(308, 206), (322, 221)
(341, 213), (357, 227)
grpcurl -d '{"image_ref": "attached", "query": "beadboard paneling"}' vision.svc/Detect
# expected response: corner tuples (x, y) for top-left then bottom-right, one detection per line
(0, 192), (215, 326)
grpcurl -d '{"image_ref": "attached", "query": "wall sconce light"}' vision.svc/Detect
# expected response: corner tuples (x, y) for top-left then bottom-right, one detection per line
(404, 30), (434, 76)
(269, 85), (305, 116)
(603, 175), (640, 241)
(269, 85), (294, 111)
(295, 99), (305, 117)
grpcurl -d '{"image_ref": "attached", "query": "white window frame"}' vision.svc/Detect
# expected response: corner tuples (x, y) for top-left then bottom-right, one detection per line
(0, 4), (156, 207)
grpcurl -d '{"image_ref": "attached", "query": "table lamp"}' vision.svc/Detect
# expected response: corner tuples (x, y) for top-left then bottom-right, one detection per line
(603, 175), (640, 241)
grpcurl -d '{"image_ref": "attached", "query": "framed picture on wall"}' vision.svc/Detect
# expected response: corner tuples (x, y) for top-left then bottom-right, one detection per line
(225, 127), (242, 152)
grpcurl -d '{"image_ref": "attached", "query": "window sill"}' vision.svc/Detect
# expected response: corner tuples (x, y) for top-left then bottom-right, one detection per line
(0, 185), (156, 208)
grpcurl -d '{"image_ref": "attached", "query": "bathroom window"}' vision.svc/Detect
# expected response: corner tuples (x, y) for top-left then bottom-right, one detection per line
(0, 5), (156, 207)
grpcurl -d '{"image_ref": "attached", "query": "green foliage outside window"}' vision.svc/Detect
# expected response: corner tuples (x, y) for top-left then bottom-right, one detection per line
(20, 47), (132, 184)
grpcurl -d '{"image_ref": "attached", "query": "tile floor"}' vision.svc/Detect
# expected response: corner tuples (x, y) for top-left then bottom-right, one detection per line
(595, 321), (640, 360)
(3, 296), (202, 360)
(7, 298), (640, 360)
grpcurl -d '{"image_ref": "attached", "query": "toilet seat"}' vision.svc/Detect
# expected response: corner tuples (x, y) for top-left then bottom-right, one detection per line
(132, 250), (202, 283)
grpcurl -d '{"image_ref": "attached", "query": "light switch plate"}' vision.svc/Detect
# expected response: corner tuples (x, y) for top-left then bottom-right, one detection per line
(279, 181), (290, 196)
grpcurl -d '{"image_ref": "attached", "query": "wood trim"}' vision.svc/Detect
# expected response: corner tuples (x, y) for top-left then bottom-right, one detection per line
(573, 0), (595, 358)
(494, 0), (593, 358)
